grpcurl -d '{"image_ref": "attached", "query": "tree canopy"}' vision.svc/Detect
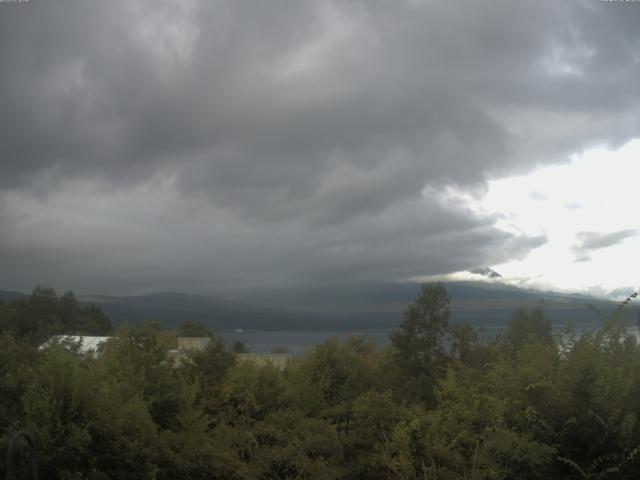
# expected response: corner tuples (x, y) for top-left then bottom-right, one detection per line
(0, 286), (111, 345)
(2, 283), (640, 479)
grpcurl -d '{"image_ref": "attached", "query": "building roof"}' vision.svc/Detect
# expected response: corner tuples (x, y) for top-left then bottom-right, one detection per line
(237, 353), (292, 371)
(177, 336), (211, 351)
(39, 335), (112, 354)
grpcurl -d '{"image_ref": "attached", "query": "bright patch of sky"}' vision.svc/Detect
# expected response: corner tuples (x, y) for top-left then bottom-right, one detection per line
(454, 139), (640, 298)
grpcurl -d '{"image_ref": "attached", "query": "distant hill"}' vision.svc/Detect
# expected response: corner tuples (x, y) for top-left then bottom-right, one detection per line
(3, 282), (637, 331)
(77, 291), (326, 331)
(0, 289), (28, 302)
(232, 281), (637, 329)
(83, 281), (639, 331)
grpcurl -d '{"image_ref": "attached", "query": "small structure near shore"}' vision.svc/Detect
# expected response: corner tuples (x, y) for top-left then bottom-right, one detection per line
(39, 335), (111, 357)
(236, 353), (292, 371)
(40, 335), (292, 370)
(173, 336), (292, 370)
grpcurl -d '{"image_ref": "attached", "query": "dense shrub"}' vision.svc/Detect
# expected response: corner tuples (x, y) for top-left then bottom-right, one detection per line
(2, 284), (640, 479)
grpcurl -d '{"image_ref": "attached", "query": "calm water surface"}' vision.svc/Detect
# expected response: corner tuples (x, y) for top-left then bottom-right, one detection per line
(219, 330), (392, 356)
(219, 323), (637, 356)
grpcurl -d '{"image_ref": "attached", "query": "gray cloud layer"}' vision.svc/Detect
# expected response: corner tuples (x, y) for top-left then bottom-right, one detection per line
(1, 0), (639, 294)
(573, 229), (638, 261)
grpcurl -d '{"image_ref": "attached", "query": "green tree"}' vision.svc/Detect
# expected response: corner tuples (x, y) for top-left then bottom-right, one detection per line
(180, 336), (236, 414)
(389, 282), (451, 405)
(1, 287), (112, 344)
(77, 304), (112, 335)
(231, 340), (248, 353)
(503, 306), (553, 352)
(288, 336), (379, 420)
(271, 345), (289, 354)
(177, 320), (213, 338)
(20, 346), (158, 479)
(219, 362), (288, 423)
(448, 322), (479, 366)
(250, 411), (344, 479)
(11, 286), (62, 344)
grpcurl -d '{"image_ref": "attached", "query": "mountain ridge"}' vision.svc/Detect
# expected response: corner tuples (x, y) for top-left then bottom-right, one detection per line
(3, 281), (635, 331)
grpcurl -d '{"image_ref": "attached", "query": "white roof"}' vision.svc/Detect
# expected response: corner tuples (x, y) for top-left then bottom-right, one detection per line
(40, 335), (112, 354)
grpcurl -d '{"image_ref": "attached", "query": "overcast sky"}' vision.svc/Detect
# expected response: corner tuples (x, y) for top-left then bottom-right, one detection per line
(1, 0), (639, 297)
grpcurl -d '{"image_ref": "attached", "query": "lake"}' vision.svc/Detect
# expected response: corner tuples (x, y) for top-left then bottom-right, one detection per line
(219, 329), (393, 356)
(219, 322), (638, 356)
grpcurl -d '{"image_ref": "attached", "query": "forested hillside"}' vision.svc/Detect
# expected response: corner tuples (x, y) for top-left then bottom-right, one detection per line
(4, 280), (630, 332)
(0, 286), (112, 344)
(1, 284), (640, 479)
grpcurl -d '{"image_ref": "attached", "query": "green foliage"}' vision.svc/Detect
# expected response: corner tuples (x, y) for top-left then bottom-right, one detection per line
(232, 340), (249, 353)
(503, 306), (553, 352)
(389, 282), (451, 404)
(3, 284), (640, 478)
(179, 335), (236, 419)
(0, 286), (111, 345)
(448, 321), (480, 365)
(20, 347), (158, 479)
(177, 320), (213, 338)
(0, 334), (34, 424)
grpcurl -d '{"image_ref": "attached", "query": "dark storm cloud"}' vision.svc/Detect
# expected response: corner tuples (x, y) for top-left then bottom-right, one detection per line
(0, 0), (638, 293)
(0, 186), (546, 293)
